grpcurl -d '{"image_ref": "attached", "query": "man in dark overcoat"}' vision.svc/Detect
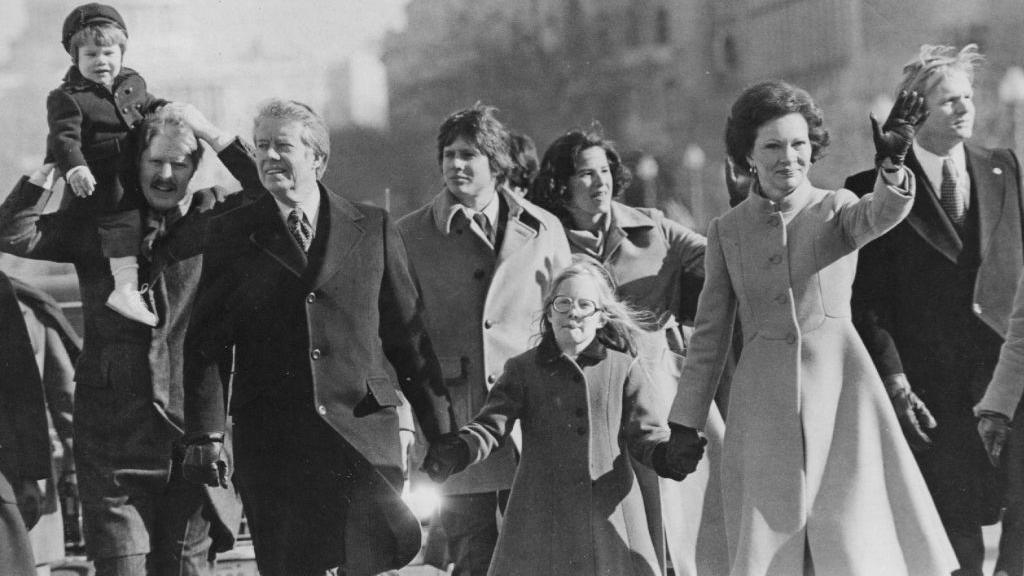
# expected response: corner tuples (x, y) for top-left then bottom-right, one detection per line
(180, 99), (450, 576)
(847, 44), (1024, 576)
(0, 269), (53, 576)
(0, 107), (253, 576)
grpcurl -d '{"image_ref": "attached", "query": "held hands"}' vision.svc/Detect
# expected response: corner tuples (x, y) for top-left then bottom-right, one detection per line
(871, 90), (928, 168)
(978, 412), (1012, 467)
(66, 165), (96, 197)
(182, 433), (229, 488)
(885, 374), (936, 452)
(652, 422), (707, 481)
(422, 432), (471, 483)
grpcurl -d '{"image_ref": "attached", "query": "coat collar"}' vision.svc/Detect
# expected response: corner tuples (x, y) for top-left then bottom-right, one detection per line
(537, 332), (608, 365)
(743, 178), (816, 216)
(249, 183), (365, 286)
(430, 186), (549, 259)
(602, 201), (656, 260)
(903, 144), (1007, 263)
(61, 65), (139, 91)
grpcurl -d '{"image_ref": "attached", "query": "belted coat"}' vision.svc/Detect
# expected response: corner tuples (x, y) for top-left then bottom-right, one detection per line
(669, 173), (958, 575)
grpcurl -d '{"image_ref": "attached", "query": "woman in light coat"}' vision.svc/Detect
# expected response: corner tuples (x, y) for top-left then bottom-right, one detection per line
(668, 80), (957, 575)
(527, 129), (728, 576)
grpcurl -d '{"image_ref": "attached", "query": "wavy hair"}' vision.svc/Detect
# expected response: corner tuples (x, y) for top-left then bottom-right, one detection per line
(897, 44), (984, 97)
(527, 127), (631, 228)
(725, 80), (830, 172)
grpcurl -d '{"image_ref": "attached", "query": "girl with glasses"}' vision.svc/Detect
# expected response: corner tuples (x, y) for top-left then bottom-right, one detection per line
(422, 260), (705, 576)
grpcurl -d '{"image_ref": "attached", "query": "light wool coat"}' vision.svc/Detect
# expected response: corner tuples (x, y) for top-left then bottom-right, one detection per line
(461, 338), (669, 576)
(398, 188), (571, 494)
(976, 269), (1024, 418)
(669, 173), (958, 576)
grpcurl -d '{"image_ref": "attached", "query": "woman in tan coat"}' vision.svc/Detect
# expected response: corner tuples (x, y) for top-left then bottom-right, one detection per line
(667, 80), (957, 575)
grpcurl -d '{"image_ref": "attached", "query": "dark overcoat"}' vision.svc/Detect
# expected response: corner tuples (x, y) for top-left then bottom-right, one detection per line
(847, 145), (1024, 528)
(183, 185), (450, 575)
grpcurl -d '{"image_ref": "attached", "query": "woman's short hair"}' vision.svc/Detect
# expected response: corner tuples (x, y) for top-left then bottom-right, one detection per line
(436, 103), (512, 185)
(68, 23), (127, 62)
(527, 128), (631, 226)
(253, 99), (330, 178)
(138, 107), (203, 168)
(897, 44), (984, 98)
(725, 80), (830, 171)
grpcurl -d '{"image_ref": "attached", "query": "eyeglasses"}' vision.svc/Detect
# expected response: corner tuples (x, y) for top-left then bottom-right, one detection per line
(550, 296), (601, 318)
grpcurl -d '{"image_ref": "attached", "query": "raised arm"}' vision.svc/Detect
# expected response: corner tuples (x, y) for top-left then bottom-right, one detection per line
(0, 165), (92, 262)
(165, 102), (262, 190)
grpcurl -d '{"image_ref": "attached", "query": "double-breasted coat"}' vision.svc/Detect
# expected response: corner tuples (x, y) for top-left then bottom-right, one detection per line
(397, 188), (571, 495)
(567, 202), (728, 576)
(460, 337), (670, 576)
(184, 182), (451, 575)
(847, 145), (1024, 534)
(669, 173), (958, 575)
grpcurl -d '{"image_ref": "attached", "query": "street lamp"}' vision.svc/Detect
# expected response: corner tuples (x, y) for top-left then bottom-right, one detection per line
(998, 66), (1024, 156)
(682, 144), (706, 227)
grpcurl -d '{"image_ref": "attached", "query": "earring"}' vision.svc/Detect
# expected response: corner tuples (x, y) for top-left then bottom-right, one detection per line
(749, 165), (757, 176)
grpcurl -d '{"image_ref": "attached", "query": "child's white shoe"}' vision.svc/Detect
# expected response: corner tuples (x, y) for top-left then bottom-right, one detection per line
(106, 285), (158, 326)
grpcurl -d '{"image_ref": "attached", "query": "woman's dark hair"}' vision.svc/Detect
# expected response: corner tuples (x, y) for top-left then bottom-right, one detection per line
(724, 80), (830, 171)
(508, 130), (539, 191)
(527, 128), (631, 227)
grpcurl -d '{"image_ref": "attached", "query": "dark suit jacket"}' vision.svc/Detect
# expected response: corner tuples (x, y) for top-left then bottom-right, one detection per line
(184, 185), (450, 575)
(848, 145), (1024, 409)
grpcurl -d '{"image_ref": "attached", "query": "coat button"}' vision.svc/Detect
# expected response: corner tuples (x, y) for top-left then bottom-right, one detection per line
(318, 405), (327, 415)
(473, 269), (486, 280)
(310, 348), (321, 360)
(487, 374), (497, 385)
(573, 373), (583, 383)
(122, 107), (129, 114)
(306, 292), (316, 303)
(972, 303), (982, 315)
(576, 426), (587, 436)
(769, 254), (782, 264)
(125, 87), (132, 94)
(484, 320), (493, 329)
(775, 293), (788, 304)
(575, 408), (586, 418)
(786, 333), (797, 345)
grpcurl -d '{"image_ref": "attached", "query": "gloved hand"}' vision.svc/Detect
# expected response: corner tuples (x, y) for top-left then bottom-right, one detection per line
(978, 412), (1012, 467)
(725, 157), (753, 208)
(182, 433), (229, 488)
(66, 165), (97, 198)
(15, 478), (43, 530)
(885, 374), (936, 452)
(422, 432), (471, 483)
(652, 422), (707, 481)
(871, 90), (928, 167)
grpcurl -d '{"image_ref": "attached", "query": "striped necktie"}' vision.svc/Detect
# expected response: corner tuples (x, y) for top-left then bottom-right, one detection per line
(472, 212), (495, 247)
(940, 158), (965, 227)
(288, 208), (312, 252)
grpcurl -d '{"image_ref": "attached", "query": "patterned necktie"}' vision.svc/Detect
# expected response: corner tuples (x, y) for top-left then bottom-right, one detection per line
(472, 212), (495, 247)
(288, 208), (312, 252)
(940, 158), (965, 227)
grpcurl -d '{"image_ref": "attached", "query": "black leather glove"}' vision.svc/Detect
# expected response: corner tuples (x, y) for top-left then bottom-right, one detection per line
(182, 433), (229, 488)
(871, 90), (928, 167)
(885, 375), (936, 452)
(422, 432), (471, 483)
(652, 422), (707, 481)
(978, 412), (1012, 467)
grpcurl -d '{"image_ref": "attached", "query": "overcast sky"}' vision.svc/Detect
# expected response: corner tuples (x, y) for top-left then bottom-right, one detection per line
(0, 0), (412, 64)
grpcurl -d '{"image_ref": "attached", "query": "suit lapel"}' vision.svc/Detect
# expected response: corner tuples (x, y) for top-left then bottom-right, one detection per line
(312, 186), (365, 290)
(967, 144), (1005, 259)
(904, 151), (963, 263)
(249, 194), (307, 278)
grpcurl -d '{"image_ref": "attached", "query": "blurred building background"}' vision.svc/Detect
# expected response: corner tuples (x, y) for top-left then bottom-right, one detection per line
(1, 0), (1024, 230)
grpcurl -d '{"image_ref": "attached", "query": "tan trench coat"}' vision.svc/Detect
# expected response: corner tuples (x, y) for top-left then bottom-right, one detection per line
(461, 338), (669, 576)
(669, 173), (958, 576)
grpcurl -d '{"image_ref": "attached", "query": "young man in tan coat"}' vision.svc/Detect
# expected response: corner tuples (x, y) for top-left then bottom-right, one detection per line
(398, 104), (570, 575)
